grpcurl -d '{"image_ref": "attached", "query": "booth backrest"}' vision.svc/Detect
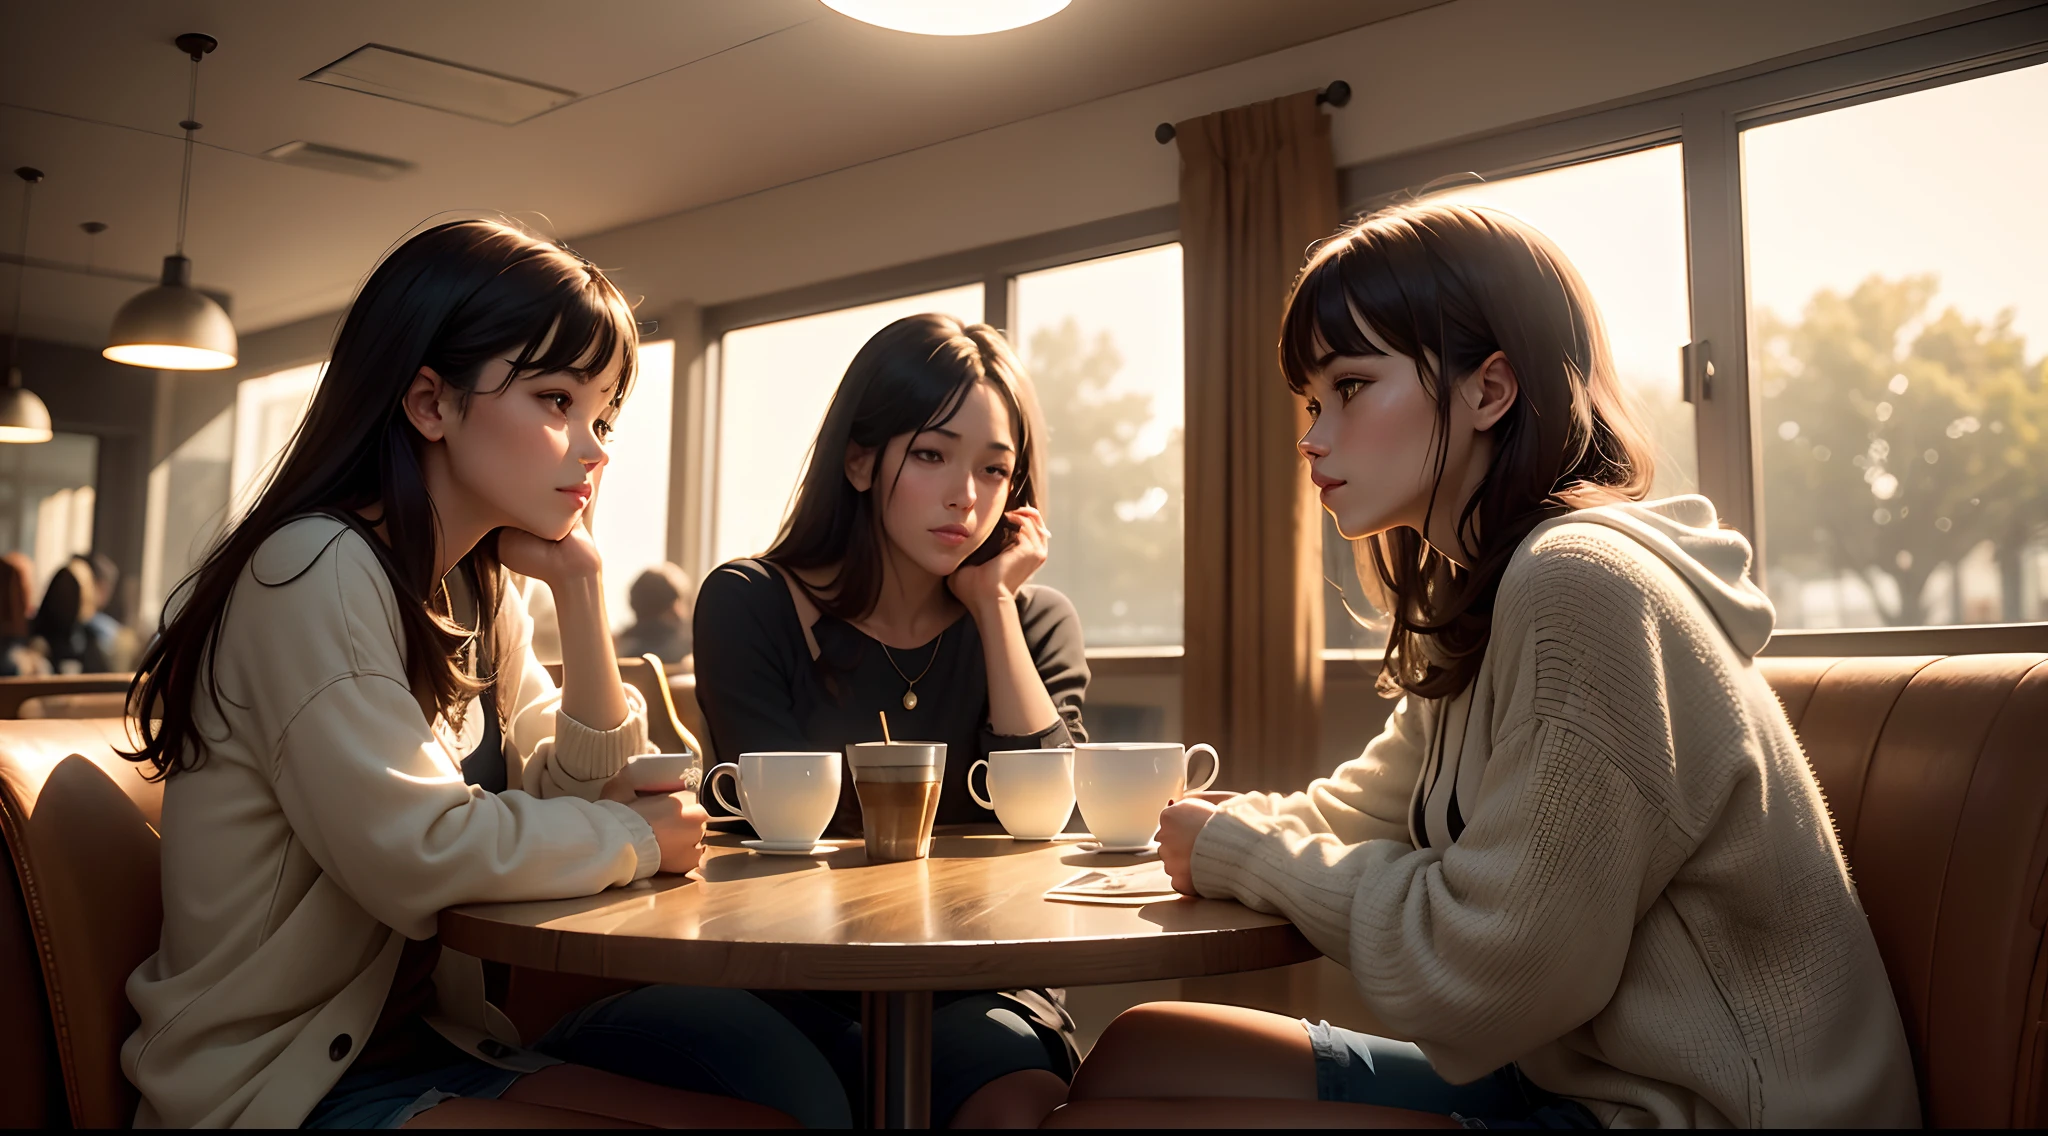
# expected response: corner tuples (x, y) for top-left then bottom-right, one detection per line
(0, 719), (160, 1129)
(0, 675), (133, 720)
(1758, 653), (2048, 1127)
(20, 692), (134, 720)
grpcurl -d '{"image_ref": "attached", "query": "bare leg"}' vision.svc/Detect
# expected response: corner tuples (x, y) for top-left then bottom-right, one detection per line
(946, 1068), (1070, 1128)
(415, 1063), (798, 1129)
(1067, 1002), (1318, 1102)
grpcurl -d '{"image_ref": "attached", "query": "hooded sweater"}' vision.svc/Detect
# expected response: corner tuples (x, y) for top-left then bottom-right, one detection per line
(1189, 497), (1920, 1128)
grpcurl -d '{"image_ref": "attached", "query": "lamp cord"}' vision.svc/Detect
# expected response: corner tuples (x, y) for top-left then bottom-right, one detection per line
(175, 55), (199, 257)
(7, 174), (31, 383)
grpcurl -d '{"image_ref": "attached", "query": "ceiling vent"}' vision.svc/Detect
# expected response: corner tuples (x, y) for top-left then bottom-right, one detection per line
(304, 44), (577, 125)
(263, 140), (415, 180)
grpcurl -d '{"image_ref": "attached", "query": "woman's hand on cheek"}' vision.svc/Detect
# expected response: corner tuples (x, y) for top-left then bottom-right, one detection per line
(1158, 796), (1221, 895)
(498, 521), (602, 589)
(947, 506), (1049, 611)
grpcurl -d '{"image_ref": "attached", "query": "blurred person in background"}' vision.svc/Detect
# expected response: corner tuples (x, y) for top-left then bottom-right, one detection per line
(32, 557), (111, 674)
(614, 562), (694, 667)
(84, 552), (141, 672)
(0, 552), (49, 676)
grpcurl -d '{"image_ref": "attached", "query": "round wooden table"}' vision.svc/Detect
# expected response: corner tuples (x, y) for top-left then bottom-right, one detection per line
(440, 827), (1316, 1128)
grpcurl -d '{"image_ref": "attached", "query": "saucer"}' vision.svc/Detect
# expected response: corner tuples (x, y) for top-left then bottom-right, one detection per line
(1081, 840), (1160, 855)
(742, 839), (837, 857)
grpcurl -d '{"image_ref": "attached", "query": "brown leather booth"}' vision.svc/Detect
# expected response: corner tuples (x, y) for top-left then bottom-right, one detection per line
(4, 654), (2046, 1127)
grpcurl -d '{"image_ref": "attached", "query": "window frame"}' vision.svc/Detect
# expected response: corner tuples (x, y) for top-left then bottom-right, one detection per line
(1340, 1), (2048, 650)
(687, 2), (2048, 657)
(693, 202), (1179, 581)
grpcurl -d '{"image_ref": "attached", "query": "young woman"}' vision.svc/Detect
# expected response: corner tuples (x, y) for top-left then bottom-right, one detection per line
(1067, 204), (1918, 1127)
(121, 219), (849, 1129)
(0, 552), (46, 676)
(694, 313), (1086, 1128)
(32, 556), (111, 673)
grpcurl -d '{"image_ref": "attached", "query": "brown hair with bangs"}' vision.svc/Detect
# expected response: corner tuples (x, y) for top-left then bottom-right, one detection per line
(127, 218), (637, 779)
(1280, 202), (1657, 701)
(765, 313), (1045, 623)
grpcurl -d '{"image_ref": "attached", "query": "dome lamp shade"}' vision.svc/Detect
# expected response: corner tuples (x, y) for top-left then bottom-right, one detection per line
(106, 32), (237, 372)
(0, 374), (53, 445)
(103, 254), (238, 370)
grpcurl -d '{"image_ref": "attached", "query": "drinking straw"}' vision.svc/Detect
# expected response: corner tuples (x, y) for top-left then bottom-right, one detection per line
(878, 709), (893, 744)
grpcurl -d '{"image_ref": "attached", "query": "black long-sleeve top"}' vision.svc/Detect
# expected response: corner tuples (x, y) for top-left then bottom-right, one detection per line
(693, 558), (1088, 836)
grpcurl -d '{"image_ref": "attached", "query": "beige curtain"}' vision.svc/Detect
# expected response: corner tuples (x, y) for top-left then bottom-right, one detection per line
(1177, 90), (1337, 791)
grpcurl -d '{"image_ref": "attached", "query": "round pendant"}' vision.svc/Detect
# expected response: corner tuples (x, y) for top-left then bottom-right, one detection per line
(902, 690), (918, 711)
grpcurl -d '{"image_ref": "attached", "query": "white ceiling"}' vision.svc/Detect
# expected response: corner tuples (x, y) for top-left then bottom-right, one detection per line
(1, 0), (1442, 349)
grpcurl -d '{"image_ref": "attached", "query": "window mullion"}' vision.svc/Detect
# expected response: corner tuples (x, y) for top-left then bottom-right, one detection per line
(1679, 97), (1761, 558)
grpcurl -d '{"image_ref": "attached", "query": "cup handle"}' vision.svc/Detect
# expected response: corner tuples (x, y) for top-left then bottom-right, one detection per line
(968, 758), (995, 810)
(705, 762), (745, 818)
(1185, 743), (1221, 793)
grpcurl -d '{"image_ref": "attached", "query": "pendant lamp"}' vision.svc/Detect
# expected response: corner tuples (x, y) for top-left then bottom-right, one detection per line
(1, 168), (55, 444)
(104, 33), (237, 371)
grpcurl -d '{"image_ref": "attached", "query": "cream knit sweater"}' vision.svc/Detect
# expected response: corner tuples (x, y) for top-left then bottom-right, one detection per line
(1190, 497), (1919, 1128)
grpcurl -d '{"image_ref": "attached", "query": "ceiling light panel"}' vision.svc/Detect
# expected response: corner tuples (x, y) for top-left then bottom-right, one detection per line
(263, 140), (415, 180)
(303, 44), (577, 125)
(821, 0), (1071, 36)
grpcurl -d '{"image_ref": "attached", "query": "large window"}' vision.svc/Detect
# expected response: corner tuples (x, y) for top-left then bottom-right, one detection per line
(593, 339), (675, 631)
(1325, 145), (1696, 650)
(1012, 245), (1184, 648)
(141, 408), (231, 627)
(1745, 60), (2048, 629)
(0, 433), (99, 604)
(712, 284), (984, 568)
(231, 362), (323, 511)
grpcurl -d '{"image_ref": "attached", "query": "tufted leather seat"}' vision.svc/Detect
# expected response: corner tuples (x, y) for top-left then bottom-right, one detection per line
(1047, 652), (2048, 1128)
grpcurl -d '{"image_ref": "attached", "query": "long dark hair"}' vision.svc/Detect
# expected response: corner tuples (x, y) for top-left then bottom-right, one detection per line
(1281, 202), (1656, 701)
(0, 553), (30, 640)
(763, 313), (1045, 623)
(127, 219), (637, 779)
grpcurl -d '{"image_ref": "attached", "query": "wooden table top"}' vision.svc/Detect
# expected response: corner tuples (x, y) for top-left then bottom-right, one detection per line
(439, 827), (1317, 991)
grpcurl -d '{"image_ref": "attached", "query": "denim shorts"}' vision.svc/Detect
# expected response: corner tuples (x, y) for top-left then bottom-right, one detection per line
(1305, 1020), (1601, 1129)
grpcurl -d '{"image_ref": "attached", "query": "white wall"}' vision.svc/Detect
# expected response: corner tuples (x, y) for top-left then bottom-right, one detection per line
(576, 0), (1981, 314)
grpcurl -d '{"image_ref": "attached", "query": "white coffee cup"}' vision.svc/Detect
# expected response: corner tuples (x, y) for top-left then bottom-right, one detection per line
(624, 752), (699, 794)
(1072, 742), (1221, 850)
(968, 748), (1075, 840)
(705, 751), (841, 847)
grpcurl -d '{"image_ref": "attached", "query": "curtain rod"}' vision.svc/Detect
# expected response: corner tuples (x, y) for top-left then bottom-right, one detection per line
(1154, 80), (1350, 145)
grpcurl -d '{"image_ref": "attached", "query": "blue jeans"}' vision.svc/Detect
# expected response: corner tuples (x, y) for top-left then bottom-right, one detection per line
(1305, 1021), (1601, 1128)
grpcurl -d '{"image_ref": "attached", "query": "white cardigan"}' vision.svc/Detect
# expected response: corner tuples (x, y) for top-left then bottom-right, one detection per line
(122, 515), (660, 1128)
(1191, 498), (1920, 1128)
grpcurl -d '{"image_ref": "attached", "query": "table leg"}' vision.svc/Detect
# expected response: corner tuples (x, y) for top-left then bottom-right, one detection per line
(861, 990), (933, 1129)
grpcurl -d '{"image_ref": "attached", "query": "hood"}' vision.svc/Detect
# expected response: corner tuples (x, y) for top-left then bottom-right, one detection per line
(1535, 495), (1776, 658)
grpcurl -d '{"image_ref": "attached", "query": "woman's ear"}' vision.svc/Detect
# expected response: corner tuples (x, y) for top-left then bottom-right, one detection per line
(402, 366), (451, 441)
(1462, 351), (1519, 432)
(844, 441), (877, 493)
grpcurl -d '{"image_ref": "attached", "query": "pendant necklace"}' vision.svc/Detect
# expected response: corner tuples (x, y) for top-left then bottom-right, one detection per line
(880, 627), (945, 711)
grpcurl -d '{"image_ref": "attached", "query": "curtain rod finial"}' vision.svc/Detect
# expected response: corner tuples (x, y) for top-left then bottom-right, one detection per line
(1155, 122), (1176, 145)
(1318, 80), (1352, 108)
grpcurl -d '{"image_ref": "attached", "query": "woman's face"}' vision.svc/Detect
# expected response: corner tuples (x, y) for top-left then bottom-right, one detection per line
(438, 352), (621, 541)
(853, 379), (1019, 579)
(1297, 320), (1498, 544)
